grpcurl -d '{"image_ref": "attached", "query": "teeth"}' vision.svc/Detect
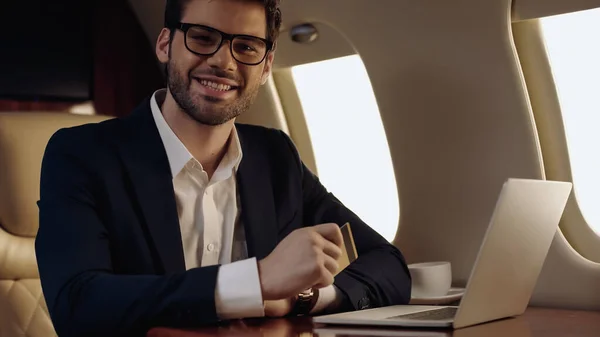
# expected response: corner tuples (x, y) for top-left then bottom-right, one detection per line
(200, 80), (232, 91)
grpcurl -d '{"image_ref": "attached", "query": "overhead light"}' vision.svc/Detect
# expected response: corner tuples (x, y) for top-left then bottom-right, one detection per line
(290, 23), (319, 44)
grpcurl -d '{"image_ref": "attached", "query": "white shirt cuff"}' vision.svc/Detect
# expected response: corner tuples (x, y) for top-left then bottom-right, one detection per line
(310, 284), (341, 314)
(214, 257), (265, 320)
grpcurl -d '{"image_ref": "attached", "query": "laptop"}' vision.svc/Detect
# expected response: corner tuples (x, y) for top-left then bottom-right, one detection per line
(313, 178), (572, 329)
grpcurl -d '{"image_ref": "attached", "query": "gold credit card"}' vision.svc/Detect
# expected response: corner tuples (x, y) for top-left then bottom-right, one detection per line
(335, 222), (358, 276)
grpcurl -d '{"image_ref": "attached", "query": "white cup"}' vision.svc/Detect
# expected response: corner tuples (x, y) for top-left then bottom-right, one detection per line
(408, 261), (452, 298)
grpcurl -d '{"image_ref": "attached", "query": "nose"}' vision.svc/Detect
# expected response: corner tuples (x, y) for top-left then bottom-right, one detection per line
(206, 40), (237, 71)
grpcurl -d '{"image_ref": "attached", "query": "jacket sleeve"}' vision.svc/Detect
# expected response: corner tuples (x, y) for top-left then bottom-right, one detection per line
(277, 130), (412, 312)
(35, 129), (221, 337)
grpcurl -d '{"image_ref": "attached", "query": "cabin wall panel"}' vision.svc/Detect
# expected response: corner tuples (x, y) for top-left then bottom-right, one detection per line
(513, 0), (600, 21)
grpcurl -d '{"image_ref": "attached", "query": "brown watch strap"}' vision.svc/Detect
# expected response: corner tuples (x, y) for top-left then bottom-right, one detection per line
(291, 288), (320, 316)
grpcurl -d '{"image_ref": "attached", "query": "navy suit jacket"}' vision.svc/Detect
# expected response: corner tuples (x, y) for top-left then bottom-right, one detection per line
(35, 98), (411, 337)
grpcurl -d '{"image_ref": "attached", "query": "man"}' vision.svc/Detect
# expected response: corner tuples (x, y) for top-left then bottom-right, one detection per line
(35, 0), (412, 336)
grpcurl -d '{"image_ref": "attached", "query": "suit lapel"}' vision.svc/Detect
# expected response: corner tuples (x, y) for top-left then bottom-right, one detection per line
(117, 99), (185, 274)
(237, 127), (279, 260)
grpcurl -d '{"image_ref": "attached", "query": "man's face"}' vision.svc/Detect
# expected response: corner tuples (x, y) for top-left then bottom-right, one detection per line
(158, 0), (274, 125)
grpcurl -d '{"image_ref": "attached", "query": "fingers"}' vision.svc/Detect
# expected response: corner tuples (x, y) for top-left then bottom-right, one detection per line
(313, 263), (335, 289)
(311, 253), (337, 290)
(322, 238), (342, 261)
(322, 253), (339, 275)
(314, 223), (343, 247)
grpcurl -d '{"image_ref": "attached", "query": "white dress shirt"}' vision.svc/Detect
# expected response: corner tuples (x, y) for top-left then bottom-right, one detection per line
(150, 89), (339, 319)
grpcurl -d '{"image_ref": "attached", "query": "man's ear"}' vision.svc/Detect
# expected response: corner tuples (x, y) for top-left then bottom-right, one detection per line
(156, 28), (172, 64)
(260, 51), (275, 85)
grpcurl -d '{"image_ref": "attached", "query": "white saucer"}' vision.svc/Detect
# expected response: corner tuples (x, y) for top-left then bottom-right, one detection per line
(409, 287), (465, 305)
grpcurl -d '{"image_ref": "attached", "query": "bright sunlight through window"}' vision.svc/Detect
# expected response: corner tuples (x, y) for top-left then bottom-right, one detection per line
(541, 8), (600, 235)
(292, 55), (399, 242)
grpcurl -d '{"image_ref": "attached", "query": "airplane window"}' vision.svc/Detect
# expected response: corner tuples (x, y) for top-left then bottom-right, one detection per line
(291, 55), (400, 241)
(541, 8), (600, 235)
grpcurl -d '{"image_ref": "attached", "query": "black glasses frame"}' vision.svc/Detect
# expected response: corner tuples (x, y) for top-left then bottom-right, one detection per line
(175, 22), (274, 66)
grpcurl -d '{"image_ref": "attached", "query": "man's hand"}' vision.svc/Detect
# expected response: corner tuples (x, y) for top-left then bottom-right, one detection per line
(263, 298), (296, 317)
(258, 223), (343, 301)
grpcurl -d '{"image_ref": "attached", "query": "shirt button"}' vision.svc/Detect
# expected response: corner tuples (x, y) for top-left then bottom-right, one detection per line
(207, 243), (215, 252)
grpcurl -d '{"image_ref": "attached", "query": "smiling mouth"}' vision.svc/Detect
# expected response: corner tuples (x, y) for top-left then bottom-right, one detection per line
(198, 79), (238, 91)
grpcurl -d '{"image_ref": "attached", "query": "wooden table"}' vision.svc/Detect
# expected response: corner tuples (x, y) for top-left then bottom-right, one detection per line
(147, 307), (600, 337)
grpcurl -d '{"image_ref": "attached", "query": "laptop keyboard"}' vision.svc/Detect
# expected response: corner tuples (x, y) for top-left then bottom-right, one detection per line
(387, 307), (458, 321)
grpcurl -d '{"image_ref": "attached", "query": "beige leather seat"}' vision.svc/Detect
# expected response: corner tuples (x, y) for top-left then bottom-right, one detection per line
(0, 112), (111, 337)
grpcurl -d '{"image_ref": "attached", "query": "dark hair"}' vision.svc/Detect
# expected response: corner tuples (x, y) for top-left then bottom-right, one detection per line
(164, 0), (282, 43)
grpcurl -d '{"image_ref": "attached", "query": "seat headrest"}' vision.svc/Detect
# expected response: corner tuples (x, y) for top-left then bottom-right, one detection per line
(0, 112), (111, 237)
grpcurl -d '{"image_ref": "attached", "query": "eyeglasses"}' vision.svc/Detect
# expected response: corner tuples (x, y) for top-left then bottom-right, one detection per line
(174, 22), (274, 66)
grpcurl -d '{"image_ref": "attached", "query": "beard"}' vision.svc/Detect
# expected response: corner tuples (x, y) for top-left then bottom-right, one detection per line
(166, 60), (261, 126)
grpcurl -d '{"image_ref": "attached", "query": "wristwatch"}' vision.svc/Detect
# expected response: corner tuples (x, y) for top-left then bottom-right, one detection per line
(291, 288), (320, 316)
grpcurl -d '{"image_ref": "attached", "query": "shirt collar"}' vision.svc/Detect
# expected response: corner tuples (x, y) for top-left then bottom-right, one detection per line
(213, 127), (243, 182)
(150, 89), (243, 180)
